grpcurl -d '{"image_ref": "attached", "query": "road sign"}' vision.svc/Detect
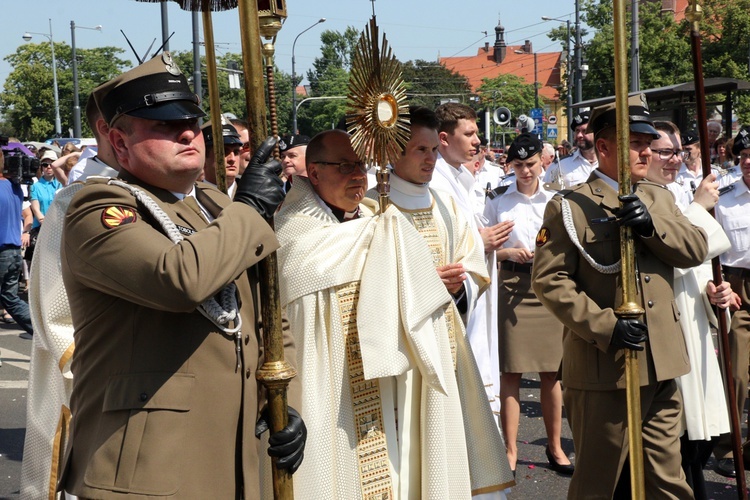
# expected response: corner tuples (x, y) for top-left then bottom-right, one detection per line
(548, 115), (557, 125)
(547, 125), (558, 139)
(530, 108), (544, 136)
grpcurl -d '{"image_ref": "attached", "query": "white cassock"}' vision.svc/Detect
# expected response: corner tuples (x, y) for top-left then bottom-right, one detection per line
(430, 154), (501, 418)
(21, 164), (117, 500)
(673, 201), (731, 440)
(274, 177), (514, 499)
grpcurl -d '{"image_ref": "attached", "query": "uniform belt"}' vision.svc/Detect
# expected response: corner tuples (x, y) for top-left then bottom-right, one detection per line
(723, 265), (750, 279)
(500, 261), (533, 274)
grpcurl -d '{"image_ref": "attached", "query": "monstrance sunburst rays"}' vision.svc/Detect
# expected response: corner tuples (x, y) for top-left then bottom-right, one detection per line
(133, 0), (237, 12)
(347, 16), (410, 212)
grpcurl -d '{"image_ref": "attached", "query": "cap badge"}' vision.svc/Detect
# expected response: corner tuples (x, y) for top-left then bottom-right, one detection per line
(518, 147), (528, 159)
(278, 139), (287, 150)
(162, 52), (181, 76)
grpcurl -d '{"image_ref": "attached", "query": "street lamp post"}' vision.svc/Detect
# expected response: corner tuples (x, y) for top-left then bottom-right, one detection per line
(23, 19), (62, 136)
(71, 21), (102, 138)
(575, 0), (583, 104)
(291, 18), (326, 135)
(542, 16), (573, 142)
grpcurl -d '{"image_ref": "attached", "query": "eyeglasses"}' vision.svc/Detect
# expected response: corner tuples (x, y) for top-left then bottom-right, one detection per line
(42, 163), (53, 168)
(240, 142), (251, 152)
(739, 152), (750, 161)
(312, 161), (367, 174)
(652, 148), (689, 161)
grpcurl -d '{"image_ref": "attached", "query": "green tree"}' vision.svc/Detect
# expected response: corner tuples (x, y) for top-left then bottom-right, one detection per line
(0, 43), (129, 140)
(580, 0), (691, 99)
(294, 27), (361, 136)
(476, 74), (536, 125)
(401, 60), (472, 109)
(698, 0), (750, 124)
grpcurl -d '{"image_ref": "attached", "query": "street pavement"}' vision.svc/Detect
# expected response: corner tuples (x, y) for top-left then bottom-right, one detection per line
(0, 316), (747, 499)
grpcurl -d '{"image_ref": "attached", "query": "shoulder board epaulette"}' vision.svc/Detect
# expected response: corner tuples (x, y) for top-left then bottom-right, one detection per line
(719, 183), (736, 196)
(543, 181), (562, 192)
(487, 185), (509, 200)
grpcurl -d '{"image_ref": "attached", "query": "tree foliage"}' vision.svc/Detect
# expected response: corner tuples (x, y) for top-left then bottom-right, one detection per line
(580, 0), (691, 99)
(0, 43), (129, 140)
(401, 60), (472, 109)
(579, 0), (750, 124)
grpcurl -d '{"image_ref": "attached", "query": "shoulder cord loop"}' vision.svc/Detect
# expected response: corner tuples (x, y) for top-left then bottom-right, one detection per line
(560, 197), (621, 275)
(108, 180), (241, 334)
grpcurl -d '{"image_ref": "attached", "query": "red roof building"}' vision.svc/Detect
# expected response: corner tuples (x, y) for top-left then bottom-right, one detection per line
(440, 22), (566, 133)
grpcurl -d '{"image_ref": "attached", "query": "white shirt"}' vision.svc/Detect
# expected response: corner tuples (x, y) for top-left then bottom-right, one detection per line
(543, 148), (598, 188)
(715, 179), (750, 269)
(475, 162), (503, 192)
(430, 153), (484, 229)
(484, 179), (556, 252)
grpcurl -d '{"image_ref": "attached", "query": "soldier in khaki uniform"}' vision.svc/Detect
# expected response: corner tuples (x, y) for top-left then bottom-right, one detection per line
(59, 54), (305, 499)
(532, 95), (708, 499)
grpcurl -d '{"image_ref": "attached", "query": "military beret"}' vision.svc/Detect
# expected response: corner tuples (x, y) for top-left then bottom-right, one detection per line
(506, 133), (543, 162)
(202, 117), (242, 147)
(681, 130), (699, 146)
(570, 112), (590, 130)
(732, 126), (750, 155)
(586, 94), (659, 139)
(93, 52), (205, 126)
(278, 134), (310, 153)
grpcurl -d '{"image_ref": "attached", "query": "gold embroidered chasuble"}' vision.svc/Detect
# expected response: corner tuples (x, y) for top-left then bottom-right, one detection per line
(276, 178), (514, 499)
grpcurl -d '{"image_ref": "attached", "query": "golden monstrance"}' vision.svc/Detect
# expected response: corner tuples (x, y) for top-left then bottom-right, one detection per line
(346, 16), (410, 213)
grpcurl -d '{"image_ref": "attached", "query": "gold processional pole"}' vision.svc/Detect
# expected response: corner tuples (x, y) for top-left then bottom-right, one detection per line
(612, 0), (646, 497)
(347, 16), (410, 213)
(238, 2), (296, 499)
(201, 9), (228, 194)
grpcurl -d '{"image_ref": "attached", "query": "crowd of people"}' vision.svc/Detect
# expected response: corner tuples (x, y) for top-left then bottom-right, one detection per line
(1, 51), (749, 499)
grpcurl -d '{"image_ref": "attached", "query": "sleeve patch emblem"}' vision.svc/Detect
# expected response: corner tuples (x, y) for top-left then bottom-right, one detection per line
(101, 206), (137, 229)
(536, 227), (550, 247)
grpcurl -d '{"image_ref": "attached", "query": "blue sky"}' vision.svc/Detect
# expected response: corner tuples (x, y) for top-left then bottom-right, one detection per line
(1, 0), (579, 95)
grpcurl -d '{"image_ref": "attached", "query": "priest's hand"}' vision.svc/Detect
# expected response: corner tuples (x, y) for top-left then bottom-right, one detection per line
(437, 263), (467, 295)
(234, 136), (284, 219)
(479, 220), (514, 252)
(256, 405), (307, 473)
(693, 173), (719, 211)
(707, 280), (742, 311)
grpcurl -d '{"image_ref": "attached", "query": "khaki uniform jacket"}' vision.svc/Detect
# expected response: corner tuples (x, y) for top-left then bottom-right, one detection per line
(532, 174), (708, 391)
(60, 170), (298, 499)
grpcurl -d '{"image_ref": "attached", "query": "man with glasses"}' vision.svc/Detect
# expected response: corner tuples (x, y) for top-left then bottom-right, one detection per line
(711, 125), (750, 478)
(645, 120), (733, 493)
(276, 128), (513, 498)
(544, 112), (598, 188)
(533, 95), (707, 498)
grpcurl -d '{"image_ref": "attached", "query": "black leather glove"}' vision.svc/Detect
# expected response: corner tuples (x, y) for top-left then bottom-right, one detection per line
(255, 405), (307, 474)
(616, 194), (654, 237)
(610, 318), (648, 351)
(234, 136), (284, 219)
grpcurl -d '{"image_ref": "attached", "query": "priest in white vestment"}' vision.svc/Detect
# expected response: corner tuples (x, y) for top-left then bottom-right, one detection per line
(276, 130), (514, 499)
(430, 103), (513, 418)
